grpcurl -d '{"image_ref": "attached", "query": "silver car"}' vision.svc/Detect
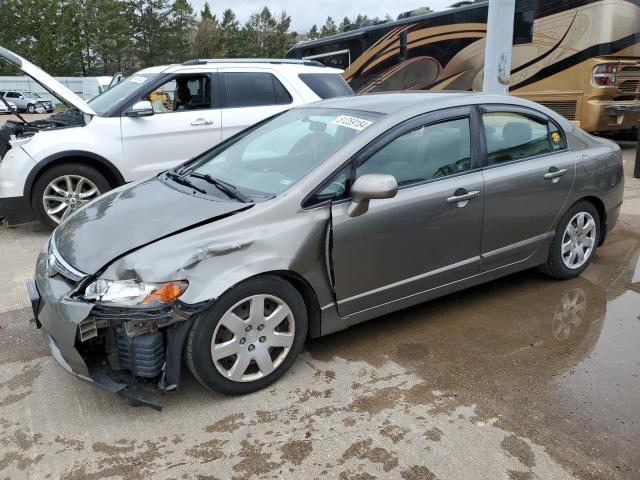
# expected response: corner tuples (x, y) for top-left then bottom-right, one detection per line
(28, 92), (624, 407)
(0, 90), (53, 113)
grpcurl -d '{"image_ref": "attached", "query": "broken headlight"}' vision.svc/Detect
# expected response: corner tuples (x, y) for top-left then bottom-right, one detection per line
(82, 279), (188, 307)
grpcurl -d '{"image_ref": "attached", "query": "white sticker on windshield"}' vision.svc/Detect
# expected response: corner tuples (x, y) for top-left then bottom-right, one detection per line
(129, 76), (147, 84)
(331, 115), (373, 131)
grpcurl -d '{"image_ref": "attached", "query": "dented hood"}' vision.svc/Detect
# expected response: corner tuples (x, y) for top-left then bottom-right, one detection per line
(0, 46), (97, 115)
(53, 177), (250, 274)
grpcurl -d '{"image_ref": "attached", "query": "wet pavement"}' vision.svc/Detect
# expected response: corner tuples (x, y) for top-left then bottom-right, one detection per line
(0, 145), (639, 479)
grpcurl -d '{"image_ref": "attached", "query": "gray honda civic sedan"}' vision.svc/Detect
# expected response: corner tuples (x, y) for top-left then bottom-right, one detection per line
(28, 92), (624, 407)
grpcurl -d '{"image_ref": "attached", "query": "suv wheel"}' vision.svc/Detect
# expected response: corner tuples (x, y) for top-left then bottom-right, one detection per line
(27, 104), (36, 113)
(32, 163), (110, 228)
(540, 200), (600, 279)
(186, 276), (308, 395)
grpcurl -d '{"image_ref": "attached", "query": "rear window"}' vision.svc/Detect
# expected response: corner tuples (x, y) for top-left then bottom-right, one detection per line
(298, 73), (354, 99)
(222, 72), (292, 108)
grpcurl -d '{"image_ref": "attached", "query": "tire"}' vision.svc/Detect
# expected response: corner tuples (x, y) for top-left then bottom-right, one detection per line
(27, 104), (36, 113)
(186, 275), (308, 395)
(31, 163), (111, 228)
(540, 200), (600, 279)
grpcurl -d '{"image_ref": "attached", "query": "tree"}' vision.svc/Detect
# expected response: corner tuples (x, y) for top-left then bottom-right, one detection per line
(339, 16), (351, 33)
(320, 16), (337, 37)
(167, 0), (195, 62)
(308, 24), (319, 39)
(192, 2), (224, 58)
(220, 9), (240, 56)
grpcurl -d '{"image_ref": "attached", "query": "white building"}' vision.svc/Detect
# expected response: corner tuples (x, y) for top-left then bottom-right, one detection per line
(0, 76), (113, 103)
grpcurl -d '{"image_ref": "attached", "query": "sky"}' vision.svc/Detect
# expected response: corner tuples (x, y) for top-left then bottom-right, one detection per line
(189, 1), (455, 32)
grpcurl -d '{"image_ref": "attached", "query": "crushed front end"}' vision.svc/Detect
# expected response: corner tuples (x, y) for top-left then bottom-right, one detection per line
(29, 239), (206, 410)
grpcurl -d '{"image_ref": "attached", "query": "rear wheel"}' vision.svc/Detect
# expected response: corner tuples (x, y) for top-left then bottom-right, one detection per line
(32, 163), (110, 228)
(541, 201), (600, 279)
(186, 276), (307, 395)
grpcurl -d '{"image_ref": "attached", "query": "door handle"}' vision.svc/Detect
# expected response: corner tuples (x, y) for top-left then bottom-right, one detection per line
(544, 167), (567, 183)
(446, 189), (480, 208)
(190, 118), (214, 126)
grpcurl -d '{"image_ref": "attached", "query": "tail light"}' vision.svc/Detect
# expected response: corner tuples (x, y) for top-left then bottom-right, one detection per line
(593, 63), (617, 86)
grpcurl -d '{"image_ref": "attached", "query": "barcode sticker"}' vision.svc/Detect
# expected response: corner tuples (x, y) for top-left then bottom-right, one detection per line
(331, 115), (373, 131)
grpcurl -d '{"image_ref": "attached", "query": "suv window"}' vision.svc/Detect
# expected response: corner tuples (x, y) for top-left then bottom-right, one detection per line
(298, 73), (353, 99)
(222, 72), (292, 108)
(357, 117), (472, 186)
(6, 92), (18, 98)
(482, 111), (564, 165)
(146, 74), (212, 113)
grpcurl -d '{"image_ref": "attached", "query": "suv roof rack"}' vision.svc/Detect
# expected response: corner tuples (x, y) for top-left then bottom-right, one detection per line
(181, 58), (326, 67)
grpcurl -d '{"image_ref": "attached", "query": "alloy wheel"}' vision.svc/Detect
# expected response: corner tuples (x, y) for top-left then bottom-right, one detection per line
(211, 294), (295, 382)
(42, 175), (101, 224)
(561, 212), (596, 270)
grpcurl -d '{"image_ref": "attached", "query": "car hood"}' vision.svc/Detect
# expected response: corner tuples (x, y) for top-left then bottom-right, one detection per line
(53, 177), (251, 274)
(0, 46), (96, 115)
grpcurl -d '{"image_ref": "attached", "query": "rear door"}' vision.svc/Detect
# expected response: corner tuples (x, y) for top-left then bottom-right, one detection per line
(330, 107), (486, 316)
(479, 105), (577, 270)
(219, 69), (298, 140)
(120, 71), (222, 179)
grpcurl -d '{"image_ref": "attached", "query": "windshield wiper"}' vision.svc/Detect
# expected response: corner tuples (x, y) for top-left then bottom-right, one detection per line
(165, 171), (206, 194)
(187, 172), (253, 203)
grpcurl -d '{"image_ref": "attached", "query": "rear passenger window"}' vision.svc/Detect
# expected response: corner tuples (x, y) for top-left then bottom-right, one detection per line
(482, 112), (564, 165)
(357, 117), (472, 186)
(222, 72), (292, 108)
(298, 73), (354, 99)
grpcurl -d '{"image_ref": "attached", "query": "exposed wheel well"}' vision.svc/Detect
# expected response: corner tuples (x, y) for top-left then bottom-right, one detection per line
(236, 271), (322, 339)
(26, 154), (125, 199)
(577, 195), (607, 245)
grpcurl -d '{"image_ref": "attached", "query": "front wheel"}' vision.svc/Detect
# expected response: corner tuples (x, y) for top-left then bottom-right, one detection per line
(186, 276), (308, 395)
(540, 200), (600, 279)
(27, 104), (36, 113)
(31, 163), (110, 228)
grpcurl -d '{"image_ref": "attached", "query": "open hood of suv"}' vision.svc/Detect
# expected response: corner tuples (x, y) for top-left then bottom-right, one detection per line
(0, 47), (97, 116)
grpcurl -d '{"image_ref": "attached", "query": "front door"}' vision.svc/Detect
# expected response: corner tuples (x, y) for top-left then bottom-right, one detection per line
(121, 72), (222, 180)
(331, 108), (485, 316)
(479, 107), (577, 270)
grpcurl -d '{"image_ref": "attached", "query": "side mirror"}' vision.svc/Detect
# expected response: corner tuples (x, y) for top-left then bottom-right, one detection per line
(125, 100), (154, 117)
(348, 173), (398, 217)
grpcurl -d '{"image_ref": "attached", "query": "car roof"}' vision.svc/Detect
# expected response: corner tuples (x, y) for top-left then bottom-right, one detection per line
(136, 61), (340, 75)
(301, 91), (475, 115)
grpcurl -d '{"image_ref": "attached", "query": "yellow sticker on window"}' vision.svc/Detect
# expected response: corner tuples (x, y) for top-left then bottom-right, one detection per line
(551, 131), (561, 144)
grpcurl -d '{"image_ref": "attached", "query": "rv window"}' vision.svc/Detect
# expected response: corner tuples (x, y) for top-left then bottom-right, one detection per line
(513, 8), (535, 45)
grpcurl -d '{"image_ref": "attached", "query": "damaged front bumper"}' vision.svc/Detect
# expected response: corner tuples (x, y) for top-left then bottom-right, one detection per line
(29, 248), (207, 409)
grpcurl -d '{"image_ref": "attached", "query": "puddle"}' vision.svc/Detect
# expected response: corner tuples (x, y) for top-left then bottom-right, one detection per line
(308, 228), (640, 478)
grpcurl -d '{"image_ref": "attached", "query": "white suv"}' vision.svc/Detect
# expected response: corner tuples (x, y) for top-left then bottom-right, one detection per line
(0, 47), (352, 227)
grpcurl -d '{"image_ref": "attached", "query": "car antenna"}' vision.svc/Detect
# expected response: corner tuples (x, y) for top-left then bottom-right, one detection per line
(0, 95), (30, 125)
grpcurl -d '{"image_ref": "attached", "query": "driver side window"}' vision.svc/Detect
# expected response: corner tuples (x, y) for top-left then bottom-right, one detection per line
(145, 75), (213, 113)
(357, 117), (472, 186)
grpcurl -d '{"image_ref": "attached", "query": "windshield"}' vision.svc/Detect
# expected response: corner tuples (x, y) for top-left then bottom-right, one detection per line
(182, 108), (381, 198)
(88, 73), (156, 115)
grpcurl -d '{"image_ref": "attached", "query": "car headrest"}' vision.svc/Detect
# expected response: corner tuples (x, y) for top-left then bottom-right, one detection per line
(503, 121), (532, 146)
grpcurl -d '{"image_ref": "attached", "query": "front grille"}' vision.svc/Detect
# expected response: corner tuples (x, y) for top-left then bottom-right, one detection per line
(621, 66), (640, 73)
(618, 80), (639, 93)
(539, 101), (577, 120)
(47, 239), (87, 283)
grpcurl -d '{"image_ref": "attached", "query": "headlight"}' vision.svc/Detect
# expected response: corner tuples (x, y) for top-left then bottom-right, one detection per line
(83, 279), (188, 307)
